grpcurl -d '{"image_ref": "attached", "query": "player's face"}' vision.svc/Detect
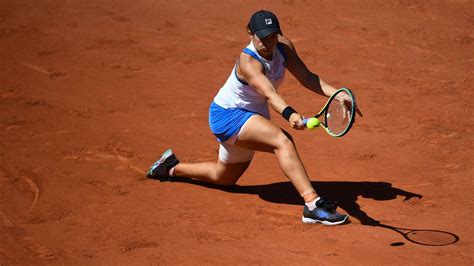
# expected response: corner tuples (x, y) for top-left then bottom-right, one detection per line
(252, 32), (278, 58)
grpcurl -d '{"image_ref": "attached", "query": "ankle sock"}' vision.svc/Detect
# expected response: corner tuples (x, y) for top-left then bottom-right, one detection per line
(305, 197), (320, 211)
(168, 166), (176, 177)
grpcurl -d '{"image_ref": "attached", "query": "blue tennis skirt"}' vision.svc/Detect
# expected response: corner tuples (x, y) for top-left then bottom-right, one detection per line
(209, 102), (257, 143)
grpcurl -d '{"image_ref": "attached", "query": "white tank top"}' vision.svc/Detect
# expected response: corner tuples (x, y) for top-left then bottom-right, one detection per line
(213, 41), (287, 119)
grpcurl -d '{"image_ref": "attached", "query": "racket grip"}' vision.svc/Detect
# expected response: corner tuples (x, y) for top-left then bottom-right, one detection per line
(302, 118), (309, 125)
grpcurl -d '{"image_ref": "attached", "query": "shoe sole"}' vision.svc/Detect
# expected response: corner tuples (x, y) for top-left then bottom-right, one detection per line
(146, 149), (173, 176)
(301, 215), (348, 225)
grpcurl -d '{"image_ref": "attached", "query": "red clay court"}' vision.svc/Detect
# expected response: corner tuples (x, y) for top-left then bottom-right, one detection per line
(1, 0), (473, 264)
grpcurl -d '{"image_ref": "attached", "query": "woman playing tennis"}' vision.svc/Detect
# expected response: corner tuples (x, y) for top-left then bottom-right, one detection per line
(147, 10), (350, 225)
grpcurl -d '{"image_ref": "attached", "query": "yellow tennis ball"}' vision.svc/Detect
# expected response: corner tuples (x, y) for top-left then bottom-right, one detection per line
(307, 117), (320, 129)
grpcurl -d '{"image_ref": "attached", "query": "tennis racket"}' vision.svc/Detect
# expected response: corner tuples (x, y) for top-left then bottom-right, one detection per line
(303, 87), (357, 137)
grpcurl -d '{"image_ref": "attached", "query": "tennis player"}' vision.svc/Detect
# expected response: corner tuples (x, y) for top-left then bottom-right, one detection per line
(147, 10), (349, 225)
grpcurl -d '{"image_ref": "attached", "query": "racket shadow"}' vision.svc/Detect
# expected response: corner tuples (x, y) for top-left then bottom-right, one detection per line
(378, 223), (459, 247)
(168, 178), (459, 246)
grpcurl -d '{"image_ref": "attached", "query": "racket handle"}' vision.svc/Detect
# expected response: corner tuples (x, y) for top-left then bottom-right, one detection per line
(303, 117), (321, 129)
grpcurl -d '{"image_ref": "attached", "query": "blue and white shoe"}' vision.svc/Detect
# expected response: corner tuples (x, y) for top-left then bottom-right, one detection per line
(146, 149), (180, 181)
(302, 198), (348, 225)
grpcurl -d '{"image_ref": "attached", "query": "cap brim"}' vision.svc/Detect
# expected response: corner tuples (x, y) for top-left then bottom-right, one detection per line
(255, 28), (282, 39)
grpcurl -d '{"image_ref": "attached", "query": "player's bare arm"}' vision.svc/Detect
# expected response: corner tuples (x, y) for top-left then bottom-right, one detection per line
(237, 53), (304, 129)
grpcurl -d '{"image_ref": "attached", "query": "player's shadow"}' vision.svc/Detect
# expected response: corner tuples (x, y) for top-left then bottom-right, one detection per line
(170, 177), (420, 226)
(167, 177), (460, 246)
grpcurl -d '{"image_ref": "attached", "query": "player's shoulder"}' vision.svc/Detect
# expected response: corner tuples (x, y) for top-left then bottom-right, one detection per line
(237, 50), (264, 76)
(238, 47), (263, 67)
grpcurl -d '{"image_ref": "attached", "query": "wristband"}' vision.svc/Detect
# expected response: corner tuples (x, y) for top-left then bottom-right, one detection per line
(281, 106), (297, 121)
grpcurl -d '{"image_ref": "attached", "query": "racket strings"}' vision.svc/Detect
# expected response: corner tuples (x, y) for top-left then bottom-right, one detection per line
(326, 95), (354, 135)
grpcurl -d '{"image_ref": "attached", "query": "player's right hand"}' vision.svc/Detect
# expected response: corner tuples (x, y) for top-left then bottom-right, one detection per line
(289, 113), (305, 130)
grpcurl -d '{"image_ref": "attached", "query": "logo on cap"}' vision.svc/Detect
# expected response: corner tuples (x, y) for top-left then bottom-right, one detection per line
(265, 18), (273, 25)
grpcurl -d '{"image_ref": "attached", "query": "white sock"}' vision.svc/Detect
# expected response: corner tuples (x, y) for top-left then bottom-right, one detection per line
(305, 197), (320, 211)
(168, 166), (176, 177)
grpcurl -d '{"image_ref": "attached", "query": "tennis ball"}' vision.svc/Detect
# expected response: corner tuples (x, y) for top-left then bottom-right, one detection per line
(307, 117), (320, 129)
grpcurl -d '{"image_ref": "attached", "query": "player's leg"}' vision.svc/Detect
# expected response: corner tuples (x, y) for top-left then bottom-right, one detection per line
(173, 159), (251, 186)
(147, 143), (253, 186)
(174, 142), (253, 185)
(235, 115), (348, 225)
(235, 115), (316, 201)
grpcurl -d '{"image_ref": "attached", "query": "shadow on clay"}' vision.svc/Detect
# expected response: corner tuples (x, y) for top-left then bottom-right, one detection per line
(163, 177), (459, 246)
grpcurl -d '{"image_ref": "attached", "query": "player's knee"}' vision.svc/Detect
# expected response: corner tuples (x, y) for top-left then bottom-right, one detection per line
(212, 172), (239, 186)
(276, 131), (295, 151)
(213, 164), (247, 186)
(281, 129), (295, 143)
